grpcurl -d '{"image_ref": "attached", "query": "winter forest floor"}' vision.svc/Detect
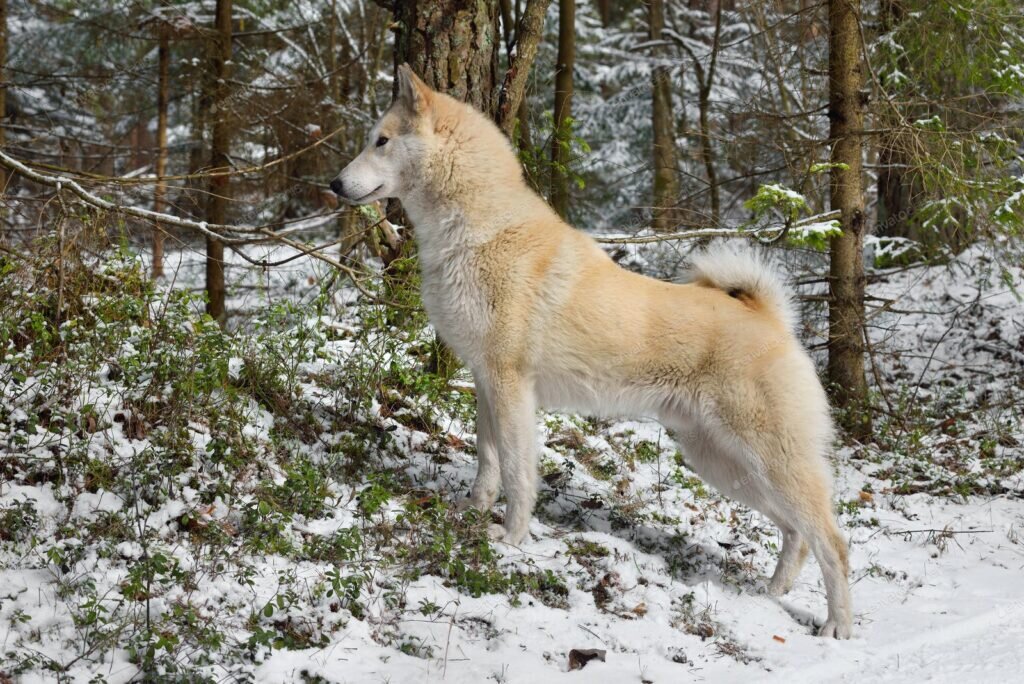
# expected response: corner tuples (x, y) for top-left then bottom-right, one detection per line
(1, 235), (1023, 683)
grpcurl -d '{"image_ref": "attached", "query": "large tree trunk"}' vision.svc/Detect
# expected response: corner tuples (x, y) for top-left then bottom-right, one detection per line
(390, 0), (501, 115)
(649, 0), (680, 232)
(152, 30), (170, 279)
(386, 0), (502, 378)
(550, 0), (575, 219)
(827, 0), (871, 437)
(204, 0), (232, 326)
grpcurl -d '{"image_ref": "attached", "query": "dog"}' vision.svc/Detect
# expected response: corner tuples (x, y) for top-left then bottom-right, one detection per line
(331, 64), (852, 638)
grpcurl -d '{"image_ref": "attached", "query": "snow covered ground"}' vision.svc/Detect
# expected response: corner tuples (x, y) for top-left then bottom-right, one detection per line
(1, 240), (1022, 682)
(255, 490), (1024, 684)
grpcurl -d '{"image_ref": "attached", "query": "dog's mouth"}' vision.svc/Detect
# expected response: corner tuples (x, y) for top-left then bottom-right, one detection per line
(346, 184), (384, 205)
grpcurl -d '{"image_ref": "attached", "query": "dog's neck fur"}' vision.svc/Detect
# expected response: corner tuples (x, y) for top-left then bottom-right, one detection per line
(400, 94), (551, 252)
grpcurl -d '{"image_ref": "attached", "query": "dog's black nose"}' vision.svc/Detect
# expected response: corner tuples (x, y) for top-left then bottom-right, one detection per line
(329, 178), (344, 196)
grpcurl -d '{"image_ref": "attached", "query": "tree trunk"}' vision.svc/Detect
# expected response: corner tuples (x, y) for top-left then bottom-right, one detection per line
(827, 0), (871, 437)
(550, 0), (575, 219)
(386, 0), (503, 379)
(650, 0), (680, 232)
(695, 1), (721, 226)
(186, 73), (208, 219)
(495, 0), (550, 138)
(389, 0), (501, 115)
(205, 0), (232, 326)
(875, 0), (915, 241)
(876, 142), (919, 239)
(0, 0), (7, 219)
(152, 31), (170, 279)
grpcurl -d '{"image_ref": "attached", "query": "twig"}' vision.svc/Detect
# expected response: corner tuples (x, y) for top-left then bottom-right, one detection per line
(442, 601), (459, 679)
(594, 211), (839, 245)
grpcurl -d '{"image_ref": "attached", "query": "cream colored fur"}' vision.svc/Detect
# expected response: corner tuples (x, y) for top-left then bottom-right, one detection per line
(333, 65), (853, 639)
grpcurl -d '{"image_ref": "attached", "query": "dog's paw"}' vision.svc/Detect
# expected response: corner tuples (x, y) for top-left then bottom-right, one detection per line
(487, 523), (528, 546)
(817, 619), (852, 639)
(766, 577), (793, 597)
(456, 494), (498, 516)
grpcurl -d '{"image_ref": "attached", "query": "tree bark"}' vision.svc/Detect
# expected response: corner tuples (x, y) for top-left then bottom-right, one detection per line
(827, 0), (871, 437)
(385, 0), (503, 379)
(649, 0), (680, 232)
(389, 0), (501, 115)
(550, 0), (575, 219)
(875, 0), (916, 241)
(495, 0), (551, 138)
(152, 30), (170, 279)
(0, 0), (7, 219)
(876, 142), (920, 239)
(204, 0), (232, 326)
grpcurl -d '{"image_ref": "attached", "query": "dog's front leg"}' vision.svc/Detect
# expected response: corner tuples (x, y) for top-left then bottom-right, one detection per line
(487, 371), (538, 545)
(460, 373), (500, 512)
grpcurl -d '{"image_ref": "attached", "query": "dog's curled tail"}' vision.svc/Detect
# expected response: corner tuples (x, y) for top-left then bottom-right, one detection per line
(688, 241), (798, 333)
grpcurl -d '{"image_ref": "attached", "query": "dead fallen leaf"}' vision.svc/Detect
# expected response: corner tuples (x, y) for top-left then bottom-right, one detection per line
(632, 602), (648, 617)
(772, 634), (786, 643)
(859, 490), (874, 503)
(446, 434), (467, 449)
(568, 648), (606, 671)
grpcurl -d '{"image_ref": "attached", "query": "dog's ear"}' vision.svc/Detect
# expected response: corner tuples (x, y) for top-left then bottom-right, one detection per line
(396, 63), (431, 115)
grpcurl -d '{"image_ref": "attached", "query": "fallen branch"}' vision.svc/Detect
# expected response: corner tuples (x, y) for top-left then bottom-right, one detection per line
(12, 120), (349, 186)
(0, 147), (413, 309)
(1, 148), (263, 242)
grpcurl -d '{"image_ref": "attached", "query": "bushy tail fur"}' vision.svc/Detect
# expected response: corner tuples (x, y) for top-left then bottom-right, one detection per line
(687, 241), (798, 332)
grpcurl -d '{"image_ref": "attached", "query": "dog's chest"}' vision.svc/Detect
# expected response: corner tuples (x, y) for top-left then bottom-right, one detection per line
(417, 239), (491, 365)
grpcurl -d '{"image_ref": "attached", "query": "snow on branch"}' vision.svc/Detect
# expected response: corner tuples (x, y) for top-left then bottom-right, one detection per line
(594, 211), (840, 246)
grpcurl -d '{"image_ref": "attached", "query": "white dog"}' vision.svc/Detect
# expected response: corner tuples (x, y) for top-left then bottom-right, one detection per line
(332, 65), (852, 638)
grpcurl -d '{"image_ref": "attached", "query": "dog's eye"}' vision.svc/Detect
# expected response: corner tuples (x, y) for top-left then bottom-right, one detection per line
(376, 136), (389, 148)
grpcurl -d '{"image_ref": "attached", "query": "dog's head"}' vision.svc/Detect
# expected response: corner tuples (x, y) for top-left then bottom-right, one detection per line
(330, 65), (436, 206)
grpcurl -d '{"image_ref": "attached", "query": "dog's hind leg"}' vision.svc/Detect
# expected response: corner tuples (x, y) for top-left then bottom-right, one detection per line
(668, 416), (852, 638)
(799, 504), (852, 638)
(460, 374), (501, 512)
(761, 450), (852, 637)
(767, 526), (809, 596)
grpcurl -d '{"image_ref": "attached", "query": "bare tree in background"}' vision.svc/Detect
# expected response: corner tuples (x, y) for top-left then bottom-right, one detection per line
(152, 21), (171, 279)
(874, 0), (921, 243)
(495, 0), (551, 141)
(649, 0), (680, 232)
(827, 0), (870, 436)
(551, 0), (575, 219)
(0, 0), (7, 215)
(205, 0), (233, 325)
(667, 1), (723, 226)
